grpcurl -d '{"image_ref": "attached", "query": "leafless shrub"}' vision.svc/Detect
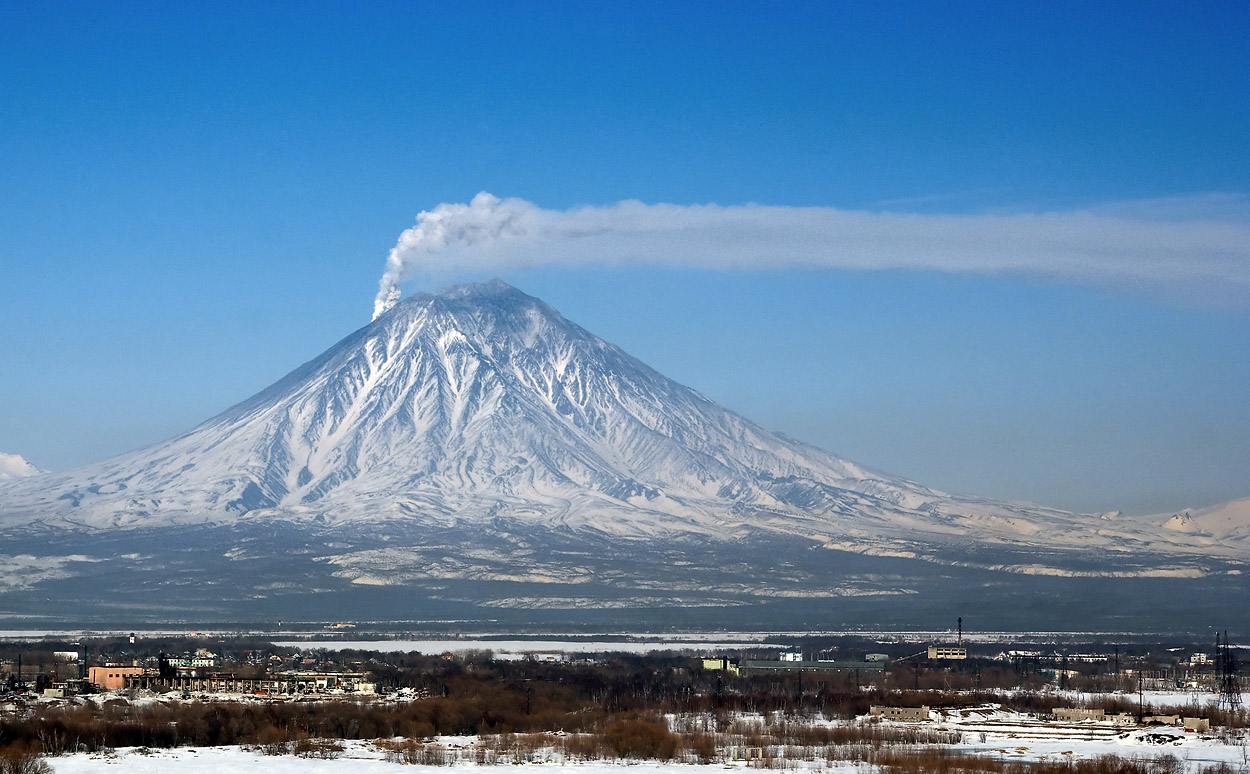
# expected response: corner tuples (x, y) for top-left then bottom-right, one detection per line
(601, 714), (679, 760)
(376, 738), (424, 764)
(0, 743), (52, 774)
(292, 738), (344, 758)
(555, 732), (604, 760)
(687, 731), (717, 763)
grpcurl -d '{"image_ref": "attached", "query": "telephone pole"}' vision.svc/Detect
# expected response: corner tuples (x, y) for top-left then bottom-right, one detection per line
(1218, 631), (1242, 711)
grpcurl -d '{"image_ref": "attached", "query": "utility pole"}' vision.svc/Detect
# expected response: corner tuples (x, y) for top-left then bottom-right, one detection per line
(1137, 667), (1144, 723)
(1218, 630), (1242, 711)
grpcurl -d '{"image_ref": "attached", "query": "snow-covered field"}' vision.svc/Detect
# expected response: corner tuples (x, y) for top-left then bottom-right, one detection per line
(41, 735), (1250, 774)
(50, 745), (735, 773)
(49, 742), (390, 772)
(934, 706), (1247, 767)
(43, 707), (1250, 774)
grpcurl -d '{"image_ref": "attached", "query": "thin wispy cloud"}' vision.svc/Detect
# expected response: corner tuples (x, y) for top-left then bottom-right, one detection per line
(373, 193), (1250, 318)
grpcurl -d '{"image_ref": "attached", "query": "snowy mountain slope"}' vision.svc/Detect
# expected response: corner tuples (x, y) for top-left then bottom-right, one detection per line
(1162, 496), (1250, 550)
(0, 281), (1240, 574)
(0, 452), (41, 481)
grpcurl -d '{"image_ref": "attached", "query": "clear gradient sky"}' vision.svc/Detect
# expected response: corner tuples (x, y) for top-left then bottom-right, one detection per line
(2, 1), (1248, 515)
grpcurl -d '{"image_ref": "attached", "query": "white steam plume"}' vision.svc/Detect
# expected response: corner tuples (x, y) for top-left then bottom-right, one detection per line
(372, 192), (1250, 318)
(373, 192), (543, 319)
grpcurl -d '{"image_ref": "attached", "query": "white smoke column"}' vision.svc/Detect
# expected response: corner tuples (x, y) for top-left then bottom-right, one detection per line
(371, 191), (1250, 316)
(372, 284), (401, 320)
(0, 452), (43, 480)
(373, 192), (544, 319)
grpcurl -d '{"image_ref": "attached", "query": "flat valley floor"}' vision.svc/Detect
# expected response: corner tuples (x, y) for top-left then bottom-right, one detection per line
(45, 701), (1250, 774)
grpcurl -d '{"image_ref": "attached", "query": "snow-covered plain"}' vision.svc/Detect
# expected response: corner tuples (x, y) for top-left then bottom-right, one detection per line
(43, 706), (1250, 774)
(48, 741), (393, 772)
(49, 744), (727, 773)
(42, 732), (1250, 774)
(934, 705), (1243, 763)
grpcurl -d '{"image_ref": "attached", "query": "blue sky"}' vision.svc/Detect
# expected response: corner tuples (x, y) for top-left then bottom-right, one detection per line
(2, 1), (1248, 514)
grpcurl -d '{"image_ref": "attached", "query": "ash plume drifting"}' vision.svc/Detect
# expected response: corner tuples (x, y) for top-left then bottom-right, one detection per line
(373, 193), (541, 319)
(371, 192), (1250, 318)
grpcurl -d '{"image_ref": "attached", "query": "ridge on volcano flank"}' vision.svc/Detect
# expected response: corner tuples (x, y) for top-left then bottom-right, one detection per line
(0, 280), (1241, 574)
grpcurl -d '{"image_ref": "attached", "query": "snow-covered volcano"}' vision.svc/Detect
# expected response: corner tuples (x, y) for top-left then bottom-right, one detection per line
(0, 281), (1242, 578)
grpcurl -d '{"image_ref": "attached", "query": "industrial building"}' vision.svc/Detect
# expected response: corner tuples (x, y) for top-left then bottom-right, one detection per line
(87, 666), (144, 690)
(701, 658), (739, 674)
(870, 705), (931, 721)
